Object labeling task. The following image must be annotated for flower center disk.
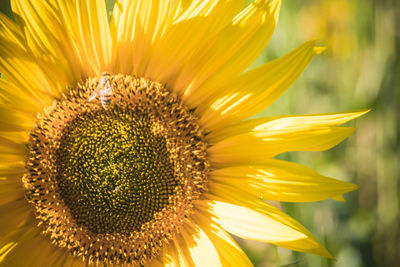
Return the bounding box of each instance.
[56,109,177,234]
[23,75,209,265]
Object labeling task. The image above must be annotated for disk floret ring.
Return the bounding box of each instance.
[23,74,209,265]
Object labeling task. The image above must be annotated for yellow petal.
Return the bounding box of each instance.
[197,40,322,131]
[210,159,359,202]
[10,0,79,83]
[0,136,26,155]
[145,255,164,267]
[0,106,36,132]
[209,126,354,167]
[0,176,24,206]
[178,224,222,267]
[176,0,241,21]
[62,254,85,267]
[0,132,29,146]
[0,54,60,100]
[111,0,178,75]
[0,11,25,46]
[209,200,306,242]
[0,242,17,263]
[145,0,246,85]
[0,78,43,115]
[0,225,75,266]
[0,13,61,101]
[208,110,369,144]
[0,162,24,177]
[57,0,112,76]
[203,196,332,258]
[175,0,281,100]
[194,211,253,266]
[162,241,185,267]
[0,199,31,241]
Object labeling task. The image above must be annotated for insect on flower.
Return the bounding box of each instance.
[89,72,113,109]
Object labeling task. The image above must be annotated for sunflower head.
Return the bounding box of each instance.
[23,74,209,264]
[0,0,365,266]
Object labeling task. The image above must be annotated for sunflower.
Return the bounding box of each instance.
[0,0,366,266]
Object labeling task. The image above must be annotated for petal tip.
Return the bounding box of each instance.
[348,182,360,191]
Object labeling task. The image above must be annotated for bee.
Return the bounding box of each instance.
[89,72,113,109]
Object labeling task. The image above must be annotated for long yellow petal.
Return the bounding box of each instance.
[10,0,79,83]
[208,110,369,144]
[194,211,253,266]
[0,225,78,267]
[198,40,323,131]
[0,180,22,206]
[160,238,189,267]
[145,0,246,85]
[209,126,354,167]
[0,11,25,46]
[203,196,332,258]
[145,255,164,267]
[158,247,178,267]
[61,254,85,267]
[163,241,185,267]
[0,13,61,101]
[0,163,25,206]
[175,0,281,100]
[210,159,359,202]
[0,162,24,177]
[0,133,28,147]
[111,0,177,75]
[0,176,25,206]
[57,0,112,76]
[0,54,60,100]
[0,78,43,115]
[0,136,26,155]
[0,242,17,263]
[0,199,31,243]
[0,106,36,132]
[209,200,306,242]
[178,224,223,267]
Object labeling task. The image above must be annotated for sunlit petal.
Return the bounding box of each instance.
[210,159,359,202]
[198,40,323,131]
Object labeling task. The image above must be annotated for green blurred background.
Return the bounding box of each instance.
[1,0,398,266]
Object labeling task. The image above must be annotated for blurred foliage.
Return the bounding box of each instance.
[1,0,398,266]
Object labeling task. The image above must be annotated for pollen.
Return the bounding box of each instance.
[23,75,209,265]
